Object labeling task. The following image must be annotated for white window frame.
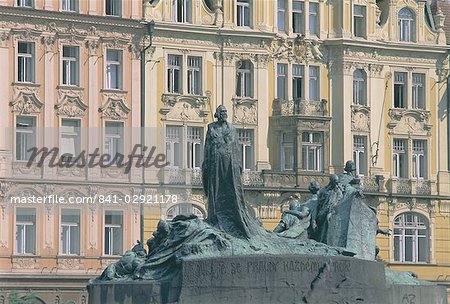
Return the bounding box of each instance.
[15,116,37,162]
[17,41,35,83]
[187,56,202,95]
[308,66,320,102]
[394,72,407,108]
[60,209,81,255]
[308,2,319,36]
[61,45,80,86]
[292,1,305,34]
[353,69,366,105]
[237,0,251,27]
[412,139,427,179]
[60,118,81,162]
[167,204,204,220]
[301,131,323,172]
[104,210,123,256]
[61,0,78,12]
[281,132,294,171]
[277,63,287,100]
[104,121,124,165]
[412,73,425,109]
[237,129,254,171]
[167,54,182,94]
[105,49,123,90]
[105,0,122,17]
[15,208,36,255]
[174,0,191,23]
[292,64,304,100]
[393,138,407,178]
[398,7,415,42]
[394,213,429,263]
[277,0,286,32]
[353,4,366,38]
[187,126,203,169]
[17,0,34,7]
[165,125,183,168]
[353,135,367,176]
[236,60,253,98]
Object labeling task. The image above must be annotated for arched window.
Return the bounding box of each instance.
[398,8,415,42]
[393,213,429,263]
[353,69,366,105]
[166,203,205,220]
[236,60,253,98]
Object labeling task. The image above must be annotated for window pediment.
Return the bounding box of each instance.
[99,90,130,120]
[160,93,209,122]
[10,83,43,114]
[55,87,87,117]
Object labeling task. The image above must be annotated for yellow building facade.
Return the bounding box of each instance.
[142,0,450,300]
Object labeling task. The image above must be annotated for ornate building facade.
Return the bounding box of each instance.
[0,0,144,303]
[142,0,450,300]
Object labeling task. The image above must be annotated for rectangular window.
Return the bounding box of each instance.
[412,140,426,179]
[104,121,124,165]
[17,42,35,83]
[187,56,202,95]
[17,0,33,7]
[309,2,319,36]
[105,0,121,16]
[61,209,80,255]
[277,0,286,32]
[166,125,182,168]
[302,131,323,172]
[187,127,203,169]
[16,208,36,254]
[167,55,182,94]
[393,139,407,178]
[354,5,366,38]
[106,50,122,90]
[281,133,294,171]
[353,70,366,105]
[62,0,78,12]
[309,66,319,101]
[237,0,251,27]
[277,63,287,100]
[16,116,36,161]
[353,136,367,176]
[394,72,407,108]
[237,129,254,170]
[292,1,304,34]
[62,46,79,86]
[292,64,304,100]
[60,119,81,162]
[236,61,252,97]
[412,73,425,109]
[174,0,191,23]
[104,210,123,255]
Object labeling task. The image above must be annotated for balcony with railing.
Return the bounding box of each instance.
[272,98,328,117]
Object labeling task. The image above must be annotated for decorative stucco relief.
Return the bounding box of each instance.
[268,36,324,63]
[351,105,370,132]
[55,87,87,117]
[99,90,130,120]
[160,94,209,122]
[232,97,257,125]
[387,109,432,135]
[10,84,43,114]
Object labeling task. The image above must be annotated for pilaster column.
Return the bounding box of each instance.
[87,39,100,180]
[0,31,11,178]
[255,55,271,170]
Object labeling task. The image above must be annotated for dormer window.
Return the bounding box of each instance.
[398,8,415,42]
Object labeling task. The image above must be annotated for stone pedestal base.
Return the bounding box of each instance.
[88,255,448,304]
